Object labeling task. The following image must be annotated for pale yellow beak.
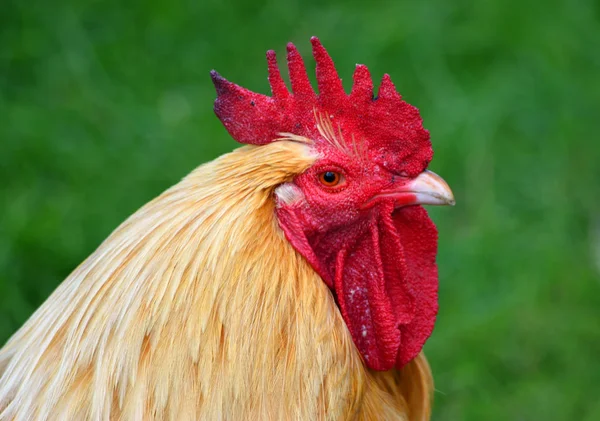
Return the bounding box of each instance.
[362,170,455,209]
[405,170,455,206]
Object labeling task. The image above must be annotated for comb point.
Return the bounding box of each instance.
[211,70,235,95]
[350,64,373,102]
[311,37,344,101]
[266,50,289,98]
[379,74,401,100]
[286,42,314,99]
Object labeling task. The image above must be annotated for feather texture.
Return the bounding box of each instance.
[0,141,431,420]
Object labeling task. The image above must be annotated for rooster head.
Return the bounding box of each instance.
[211,37,454,371]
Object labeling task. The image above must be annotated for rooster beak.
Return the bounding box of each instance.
[402,170,455,206]
[362,170,455,209]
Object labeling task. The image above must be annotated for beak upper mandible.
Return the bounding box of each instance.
[404,170,455,206]
[362,170,455,209]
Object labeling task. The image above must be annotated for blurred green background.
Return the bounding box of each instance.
[1,0,599,419]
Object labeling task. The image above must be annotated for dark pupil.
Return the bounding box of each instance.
[323,172,337,183]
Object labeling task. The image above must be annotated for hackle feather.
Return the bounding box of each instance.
[0,141,432,420]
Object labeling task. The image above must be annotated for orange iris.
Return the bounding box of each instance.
[319,171,342,187]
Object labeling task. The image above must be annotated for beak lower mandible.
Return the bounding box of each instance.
[405,170,455,206]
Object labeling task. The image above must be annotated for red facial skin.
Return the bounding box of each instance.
[275,142,439,370]
[212,37,440,371]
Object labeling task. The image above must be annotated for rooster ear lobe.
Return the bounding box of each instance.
[211,71,288,145]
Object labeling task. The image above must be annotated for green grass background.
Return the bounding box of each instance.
[1,0,599,419]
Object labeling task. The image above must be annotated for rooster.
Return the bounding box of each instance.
[0,37,454,420]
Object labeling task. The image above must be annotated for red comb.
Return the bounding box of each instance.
[211,37,432,176]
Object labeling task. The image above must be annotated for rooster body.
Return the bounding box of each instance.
[0,144,430,420]
[0,38,453,420]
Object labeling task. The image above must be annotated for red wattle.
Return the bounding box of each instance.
[278,201,439,371]
[391,206,439,367]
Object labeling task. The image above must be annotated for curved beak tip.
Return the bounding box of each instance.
[361,169,456,210]
[409,170,456,207]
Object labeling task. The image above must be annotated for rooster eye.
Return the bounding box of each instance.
[318,171,343,187]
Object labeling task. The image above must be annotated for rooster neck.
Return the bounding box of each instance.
[0,142,431,420]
